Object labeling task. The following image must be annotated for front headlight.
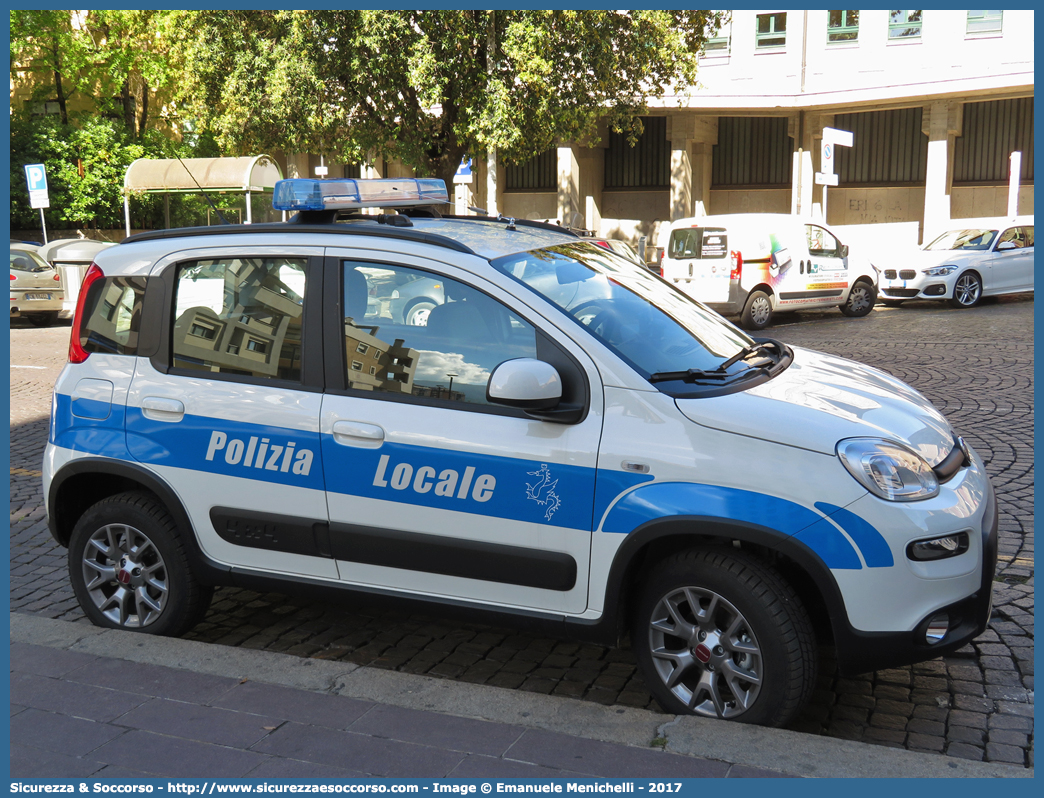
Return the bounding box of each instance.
[922,265,958,276]
[837,438,940,501]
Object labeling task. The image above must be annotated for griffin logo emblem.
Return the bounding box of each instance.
[526,463,561,521]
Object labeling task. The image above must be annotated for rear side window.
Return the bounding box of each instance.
[79,276,148,356]
[171,257,307,382]
[667,228,727,259]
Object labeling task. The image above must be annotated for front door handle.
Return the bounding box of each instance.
[332,420,385,448]
[141,397,185,422]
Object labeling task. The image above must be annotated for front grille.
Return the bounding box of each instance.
[899,270,917,280]
[881,288,921,298]
[884,270,897,279]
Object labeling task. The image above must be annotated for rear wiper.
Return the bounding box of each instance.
[648,341,777,384]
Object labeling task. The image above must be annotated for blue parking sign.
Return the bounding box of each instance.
[25,163,48,191]
[25,163,50,209]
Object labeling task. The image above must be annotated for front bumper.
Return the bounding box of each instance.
[832,479,998,676]
[879,279,950,301]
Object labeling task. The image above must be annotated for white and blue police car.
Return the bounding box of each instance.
[45,177,997,727]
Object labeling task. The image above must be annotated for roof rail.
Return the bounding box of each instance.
[120,222,477,255]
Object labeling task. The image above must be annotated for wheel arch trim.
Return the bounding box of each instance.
[47,457,231,584]
[595,515,850,641]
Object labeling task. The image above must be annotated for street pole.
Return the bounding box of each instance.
[39,208,48,244]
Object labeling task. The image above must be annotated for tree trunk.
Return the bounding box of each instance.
[121,81,136,134]
[138,80,149,136]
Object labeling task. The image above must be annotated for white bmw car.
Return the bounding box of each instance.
[879,220,1034,308]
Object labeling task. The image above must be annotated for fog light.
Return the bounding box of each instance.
[925,613,949,644]
[907,532,969,561]
[924,284,947,296]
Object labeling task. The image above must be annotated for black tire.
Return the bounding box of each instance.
[632,548,816,727]
[68,491,212,636]
[880,299,906,307]
[839,280,877,317]
[404,299,436,326]
[949,271,983,308]
[739,290,773,330]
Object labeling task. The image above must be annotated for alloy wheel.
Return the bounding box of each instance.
[80,523,169,628]
[647,586,763,719]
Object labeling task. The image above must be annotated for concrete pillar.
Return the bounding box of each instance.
[789,114,815,217]
[486,148,498,217]
[922,101,962,243]
[557,145,580,227]
[667,114,717,220]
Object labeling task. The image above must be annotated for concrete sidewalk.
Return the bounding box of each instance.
[9,615,1032,779]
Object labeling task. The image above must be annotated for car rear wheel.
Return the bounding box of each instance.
[839,280,876,317]
[949,272,983,308]
[632,548,816,727]
[739,291,773,330]
[68,491,212,636]
[405,299,436,327]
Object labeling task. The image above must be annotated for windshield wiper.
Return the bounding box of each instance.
[649,340,777,384]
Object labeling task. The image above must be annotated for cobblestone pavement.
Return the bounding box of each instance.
[10,297,1034,767]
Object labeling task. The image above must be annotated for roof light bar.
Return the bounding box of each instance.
[272,178,449,212]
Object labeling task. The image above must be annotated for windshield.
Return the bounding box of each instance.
[490,242,753,378]
[10,249,51,273]
[924,229,998,251]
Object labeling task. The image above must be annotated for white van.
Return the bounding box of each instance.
[659,214,878,329]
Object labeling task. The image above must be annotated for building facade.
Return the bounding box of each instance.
[287,9,1033,254]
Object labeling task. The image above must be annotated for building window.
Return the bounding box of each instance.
[357,343,369,354]
[246,339,268,354]
[833,108,928,185]
[953,98,1034,184]
[712,117,793,187]
[505,148,556,191]
[703,18,731,52]
[755,13,787,49]
[604,116,670,190]
[888,10,923,39]
[351,360,363,371]
[827,10,859,42]
[966,10,1002,35]
[190,323,216,340]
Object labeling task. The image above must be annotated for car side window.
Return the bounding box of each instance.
[998,227,1033,249]
[342,260,537,406]
[806,225,840,257]
[172,257,307,381]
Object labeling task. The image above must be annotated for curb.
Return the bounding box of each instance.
[10,613,1032,779]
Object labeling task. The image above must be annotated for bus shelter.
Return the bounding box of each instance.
[123,155,283,235]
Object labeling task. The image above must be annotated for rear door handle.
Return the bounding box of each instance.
[332,420,385,448]
[141,397,185,422]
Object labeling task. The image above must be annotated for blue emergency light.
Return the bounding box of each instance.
[272,177,449,212]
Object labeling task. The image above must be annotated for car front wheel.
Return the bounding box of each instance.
[632,548,816,727]
[950,271,983,308]
[840,280,876,317]
[68,491,212,636]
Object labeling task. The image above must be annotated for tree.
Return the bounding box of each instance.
[10,10,95,124]
[172,10,723,186]
[10,10,178,137]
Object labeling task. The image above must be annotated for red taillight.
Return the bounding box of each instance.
[10,273,16,281]
[69,263,104,364]
[54,273,61,281]
[658,248,665,277]
[730,251,743,281]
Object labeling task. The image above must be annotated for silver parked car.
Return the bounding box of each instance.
[10,243,64,326]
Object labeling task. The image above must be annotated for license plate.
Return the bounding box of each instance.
[23,293,53,300]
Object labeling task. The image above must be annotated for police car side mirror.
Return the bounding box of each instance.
[487,358,585,424]
[997,241,1017,251]
[487,358,562,410]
